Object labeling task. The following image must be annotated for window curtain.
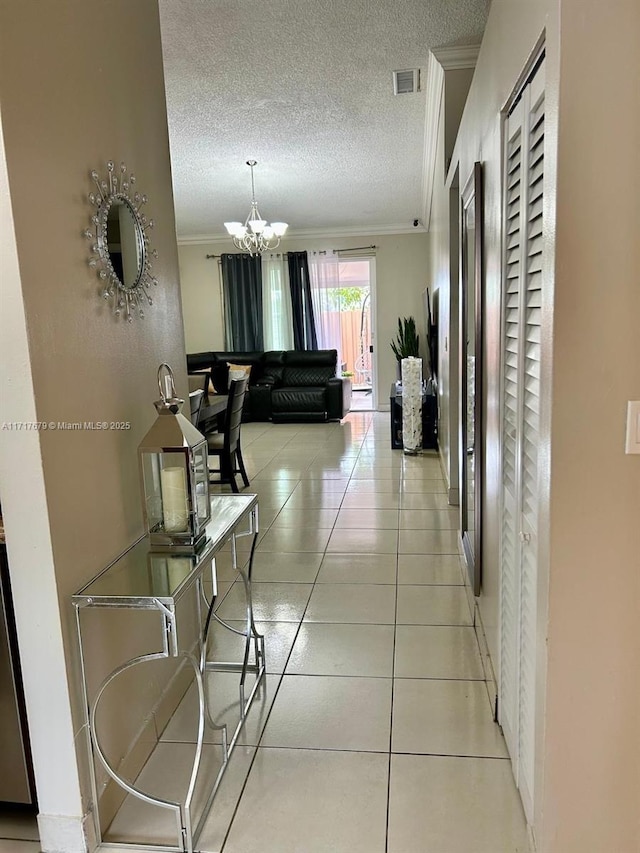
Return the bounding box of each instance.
[308,255,343,369]
[262,254,294,350]
[287,251,318,350]
[221,253,264,351]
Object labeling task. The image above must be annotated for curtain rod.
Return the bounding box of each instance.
[333,245,377,254]
[207,251,326,258]
[206,245,377,259]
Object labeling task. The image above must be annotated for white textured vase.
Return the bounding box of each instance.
[401,356,423,454]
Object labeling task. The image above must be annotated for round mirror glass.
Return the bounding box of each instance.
[105,198,143,290]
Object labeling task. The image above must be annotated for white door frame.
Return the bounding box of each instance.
[338,254,378,411]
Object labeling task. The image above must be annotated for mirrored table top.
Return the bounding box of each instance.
[73,494,257,607]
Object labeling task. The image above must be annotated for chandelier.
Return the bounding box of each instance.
[224,160,288,255]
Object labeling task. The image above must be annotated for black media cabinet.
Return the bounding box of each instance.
[389,382,438,450]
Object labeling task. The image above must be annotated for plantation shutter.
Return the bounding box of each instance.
[500,96,524,758]
[499,58,545,825]
[518,66,545,817]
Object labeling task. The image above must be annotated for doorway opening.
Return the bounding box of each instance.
[309,256,376,411]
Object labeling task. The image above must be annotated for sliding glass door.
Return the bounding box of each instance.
[308,256,376,410]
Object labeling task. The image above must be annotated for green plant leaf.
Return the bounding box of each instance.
[390,316,420,360]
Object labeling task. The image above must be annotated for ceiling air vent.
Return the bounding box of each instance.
[393,69,420,95]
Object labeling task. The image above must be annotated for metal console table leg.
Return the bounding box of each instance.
[194,506,265,842]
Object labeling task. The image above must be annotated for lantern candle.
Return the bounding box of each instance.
[160,466,189,532]
[163,373,173,400]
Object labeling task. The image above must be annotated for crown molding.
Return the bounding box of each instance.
[420,53,445,232]
[430,44,481,71]
[177,223,427,246]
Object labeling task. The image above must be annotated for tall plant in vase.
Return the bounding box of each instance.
[391,316,420,381]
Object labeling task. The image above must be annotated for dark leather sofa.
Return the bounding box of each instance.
[186,349,351,422]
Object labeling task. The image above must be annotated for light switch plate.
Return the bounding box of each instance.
[625,401,640,454]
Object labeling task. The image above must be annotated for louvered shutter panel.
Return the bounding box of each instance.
[517,66,545,820]
[499,59,545,826]
[500,97,524,759]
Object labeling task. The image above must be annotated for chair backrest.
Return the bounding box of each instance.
[224,377,248,453]
[189,389,204,425]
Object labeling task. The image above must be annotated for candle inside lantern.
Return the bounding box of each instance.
[160,466,189,532]
[163,373,173,400]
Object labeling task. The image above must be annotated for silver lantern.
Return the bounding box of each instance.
[138,363,211,551]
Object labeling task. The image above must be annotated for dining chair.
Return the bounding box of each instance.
[207,377,250,493]
[189,389,205,426]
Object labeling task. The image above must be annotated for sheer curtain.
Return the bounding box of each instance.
[261,254,294,350]
[308,255,343,368]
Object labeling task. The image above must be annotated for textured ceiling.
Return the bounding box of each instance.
[159,0,489,240]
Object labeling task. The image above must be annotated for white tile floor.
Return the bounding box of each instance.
[0,805,40,852]
[0,412,529,853]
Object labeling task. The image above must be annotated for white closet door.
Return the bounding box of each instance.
[500,97,524,758]
[499,59,545,825]
[518,66,545,817]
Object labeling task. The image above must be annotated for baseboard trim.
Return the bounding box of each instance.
[472,600,499,719]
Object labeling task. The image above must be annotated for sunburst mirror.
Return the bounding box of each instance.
[85,161,158,321]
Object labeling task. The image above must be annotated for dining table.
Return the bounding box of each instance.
[198,392,227,429]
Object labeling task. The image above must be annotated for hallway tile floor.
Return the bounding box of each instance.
[0,412,529,852]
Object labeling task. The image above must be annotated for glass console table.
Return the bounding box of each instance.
[72,494,263,853]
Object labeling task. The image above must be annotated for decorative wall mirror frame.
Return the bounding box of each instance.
[460,161,484,595]
[85,161,158,321]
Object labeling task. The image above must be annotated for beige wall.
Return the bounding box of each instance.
[179,232,431,408]
[430,0,640,850]
[179,243,227,358]
[541,1,640,850]
[0,2,185,849]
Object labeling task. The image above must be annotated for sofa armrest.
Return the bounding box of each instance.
[326,377,349,419]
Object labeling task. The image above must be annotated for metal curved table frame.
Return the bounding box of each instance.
[73,494,263,853]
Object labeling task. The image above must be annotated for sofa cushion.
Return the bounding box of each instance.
[262,351,287,385]
[188,370,215,396]
[186,352,215,372]
[211,362,230,394]
[284,350,337,368]
[211,352,264,393]
[227,362,252,382]
[271,387,326,413]
[282,366,335,387]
